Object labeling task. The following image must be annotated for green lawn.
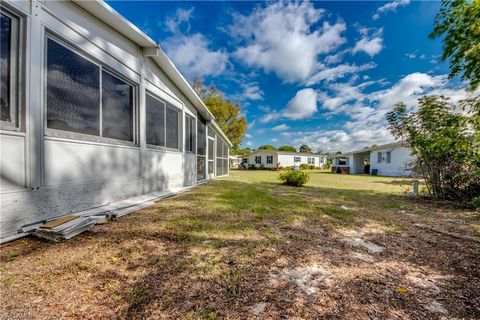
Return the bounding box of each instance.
[1,170,479,319]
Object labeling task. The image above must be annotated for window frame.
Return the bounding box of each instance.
[145,91,181,152]
[255,156,261,164]
[44,33,138,147]
[308,157,315,165]
[184,113,196,154]
[0,7,21,131]
[266,155,273,164]
[294,156,301,163]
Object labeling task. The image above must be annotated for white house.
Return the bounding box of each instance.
[0,0,232,240]
[333,142,415,176]
[241,150,328,169]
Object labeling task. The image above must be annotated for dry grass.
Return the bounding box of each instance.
[1,170,479,319]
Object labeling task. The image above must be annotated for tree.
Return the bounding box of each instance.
[335,151,342,155]
[278,145,297,152]
[430,0,480,90]
[191,78,247,150]
[258,145,277,150]
[299,144,312,153]
[232,148,251,155]
[387,95,479,203]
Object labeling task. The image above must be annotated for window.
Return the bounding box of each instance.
[338,157,347,166]
[377,152,382,163]
[294,156,301,163]
[197,117,206,181]
[166,105,179,149]
[197,118,206,155]
[102,70,133,141]
[208,139,214,174]
[266,155,273,164]
[145,93,180,150]
[46,37,136,142]
[1,10,19,129]
[185,114,196,153]
[255,156,261,164]
[146,93,165,146]
[216,138,229,176]
[386,151,392,164]
[308,157,315,165]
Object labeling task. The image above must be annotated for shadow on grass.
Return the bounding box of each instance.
[1,179,479,319]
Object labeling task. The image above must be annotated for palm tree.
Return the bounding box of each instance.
[299,144,312,153]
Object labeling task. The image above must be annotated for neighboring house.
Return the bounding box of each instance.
[0,0,231,240]
[241,150,328,169]
[229,155,241,169]
[332,142,415,176]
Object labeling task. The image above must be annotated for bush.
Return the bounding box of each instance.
[387,96,480,204]
[472,196,480,211]
[308,165,315,170]
[279,169,310,187]
[323,163,332,170]
[248,164,256,170]
[299,163,309,170]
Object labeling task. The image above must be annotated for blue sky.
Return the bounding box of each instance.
[108,0,475,152]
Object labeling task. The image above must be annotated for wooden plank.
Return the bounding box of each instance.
[40,215,78,229]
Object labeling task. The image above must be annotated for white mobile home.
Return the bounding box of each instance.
[0,0,231,240]
[241,150,328,169]
[333,142,415,176]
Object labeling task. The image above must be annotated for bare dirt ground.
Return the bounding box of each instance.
[1,170,479,319]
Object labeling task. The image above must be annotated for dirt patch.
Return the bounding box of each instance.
[271,264,332,294]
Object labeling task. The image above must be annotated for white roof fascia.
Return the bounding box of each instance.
[72,0,158,49]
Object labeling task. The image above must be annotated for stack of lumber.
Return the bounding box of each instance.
[33,214,102,242]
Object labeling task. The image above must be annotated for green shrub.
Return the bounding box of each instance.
[299,163,309,170]
[308,165,315,170]
[323,163,332,170]
[472,196,480,211]
[279,169,310,187]
[248,164,256,170]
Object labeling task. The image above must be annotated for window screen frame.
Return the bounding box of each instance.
[0,7,21,131]
[44,33,138,147]
[266,155,273,164]
[184,113,196,154]
[145,91,181,152]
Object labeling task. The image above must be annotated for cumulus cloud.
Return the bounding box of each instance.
[272,124,290,131]
[162,8,228,79]
[232,83,264,102]
[352,28,383,57]
[165,7,194,33]
[373,0,410,20]
[259,88,319,123]
[283,73,477,152]
[283,88,318,120]
[230,2,351,84]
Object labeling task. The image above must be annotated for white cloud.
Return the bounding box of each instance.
[306,62,376,85]
[287,73,478,152]
[230,2,347,84]
[373,0,410,20]
[272,124,289,131]
[165,7,194,33]
[271,138,278,142]
[232,83,264,102]
[245,141,253,147]
[163,34,228,80]
[163,8,228,79]
[283,88,318,120]
[260,88,320,123]
[352,28,383,57]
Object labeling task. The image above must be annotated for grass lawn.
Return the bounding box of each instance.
[1,170,479,319]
